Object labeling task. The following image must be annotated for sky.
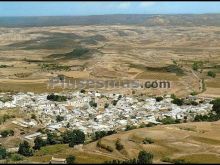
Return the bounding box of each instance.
[0,1,220,16]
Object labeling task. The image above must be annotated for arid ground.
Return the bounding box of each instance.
[0,25,220,97]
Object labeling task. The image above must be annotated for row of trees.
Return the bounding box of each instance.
[105,150,154,164]
[93,130,117,141]
[47,94,67,102]
[17,129,86,157]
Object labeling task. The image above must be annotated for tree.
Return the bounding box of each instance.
[18,141,33,157]
[0,146,7,160]
[66,155,76,164]
[80,89,86,94]
[46,132,57,145]
[94,131,107,140]
[47,94,67,102]
[192,61,203,71]
[33,136,46,150]
[66,122,70,128]
[62,130,85,147]
[207,71,216,78]
[211,98,220,115]
[171,94,176,99]
[89,100,97,108]
[138,150,153,164]
[31,114,36,120]
[56,115,64,122]
[155,96,163,102]
[112,100,118,106]
[104,103,109,109]
[172,98,184,106]
[0,129,14,138]
[115,138,124,151]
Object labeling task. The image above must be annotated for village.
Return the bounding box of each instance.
[0,90,213,140]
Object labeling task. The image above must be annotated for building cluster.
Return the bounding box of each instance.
[0,91,213,135]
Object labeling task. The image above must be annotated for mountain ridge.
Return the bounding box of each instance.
[1,14,220,27]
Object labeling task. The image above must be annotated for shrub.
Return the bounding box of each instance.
[115,139,124,151]
[143,137,154,144]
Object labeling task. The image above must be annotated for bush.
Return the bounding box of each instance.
[194,113,220,122]
[125,125,137,131]
[161,156,172,163]
[158,116,180,125]
[94,131,107,140]
[10,153,24,161]
[143,137,154,144]
[138,150,153,164]
[190,91,197,96]
[190,101,199,106]
[66,155,76,164]
[0,146,7,160]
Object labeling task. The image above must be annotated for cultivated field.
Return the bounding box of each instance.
[1,25,220,96]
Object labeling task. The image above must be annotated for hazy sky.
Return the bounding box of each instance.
[0,1,220,16]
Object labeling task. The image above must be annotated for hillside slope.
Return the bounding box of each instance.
[25,121,220,164]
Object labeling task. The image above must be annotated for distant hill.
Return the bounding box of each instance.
[1,14,220,27]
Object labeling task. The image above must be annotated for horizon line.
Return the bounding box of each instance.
[0,13,220,17]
